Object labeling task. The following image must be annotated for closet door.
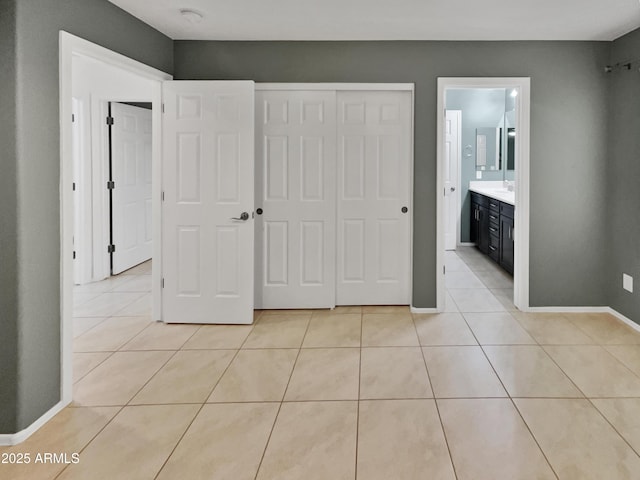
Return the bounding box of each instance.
[336,91,412,305]
[255,90,337,309]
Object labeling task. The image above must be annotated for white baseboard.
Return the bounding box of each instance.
[411,306,439,314]
[607,307,640,333]
[0,401,65,446]
[457,242,476,247]
[526,306,610,314]
[526,306,639,333]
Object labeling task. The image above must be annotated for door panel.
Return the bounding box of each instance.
[444,110,461,250]
[162,81,255,324]
[110,103,153,274]
[336,91,412,305]
[255,90,336,309]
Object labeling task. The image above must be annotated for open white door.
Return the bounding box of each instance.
[110,102,153,274]
[162,81,255,324]
[444,110,461,250]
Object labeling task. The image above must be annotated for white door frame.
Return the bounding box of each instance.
[444,109,462,250]
[60,32,171,405]
[436,77,531,312]
[255,83,415,308]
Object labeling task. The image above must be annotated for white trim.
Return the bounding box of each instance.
[437,77,530,313]
[59,32,171,438]
[458,242,475,247]
[526,306,611,313]
[527,306,640,334]
[410,306,439,314]
[256,83,415,91]
[0,401,64,446]
[607,308,640,333]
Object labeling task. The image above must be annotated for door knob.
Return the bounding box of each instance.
[450,187,456,192]
[401,206,408,213]
[231,212,250,221]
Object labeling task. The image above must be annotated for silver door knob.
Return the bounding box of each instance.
[231,212,249,221]
[450,187,456,192]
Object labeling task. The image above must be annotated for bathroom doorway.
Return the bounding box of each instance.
[436,78,531,312]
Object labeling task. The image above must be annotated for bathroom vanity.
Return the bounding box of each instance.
[469,184,514,275]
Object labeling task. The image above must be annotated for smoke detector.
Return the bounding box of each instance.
[180,8,204,24]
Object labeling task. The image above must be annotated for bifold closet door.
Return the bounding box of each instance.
[255,90,337,309]
[162,81,255,324]
[336,91,412,305]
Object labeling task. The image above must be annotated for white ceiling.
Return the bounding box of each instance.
[109,0,640,41]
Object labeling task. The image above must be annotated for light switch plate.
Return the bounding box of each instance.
[476,171,482,179]
[623,273,633,293]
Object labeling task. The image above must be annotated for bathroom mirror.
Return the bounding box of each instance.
[475,127,502,171]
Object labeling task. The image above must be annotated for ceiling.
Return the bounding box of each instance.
[109,0,640,41]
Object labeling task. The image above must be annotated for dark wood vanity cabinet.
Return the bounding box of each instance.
[470,192,514,275]
[499,203,514,274]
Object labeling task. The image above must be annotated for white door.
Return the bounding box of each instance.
[162,81,255,324]
[255,90,337,309]
[336,91,412,305]
[110,103,153,274]
[444,110,461,250]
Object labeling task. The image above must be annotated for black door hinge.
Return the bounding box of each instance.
[107,181,115,190]
[73,251,76,259]
[107,244,116,254]
[106,116,114,125]
[161,278,165,288]
[71,114,75,123]
[73,182,76,191]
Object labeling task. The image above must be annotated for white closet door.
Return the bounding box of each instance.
[336,91,412,305]
[110,103,153,274]
[162,81,255,324]
[255,90,337,309]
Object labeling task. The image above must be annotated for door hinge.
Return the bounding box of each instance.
[72,182,76,191]
[107,244,116,254]
[73,251,76,260]
[71,114,75,123]
[106,116,114,125]
[161,278,165,288]
[443,265,446,275]
[162,103,165,114]
[161,191,165,201]
[107,181,115,190]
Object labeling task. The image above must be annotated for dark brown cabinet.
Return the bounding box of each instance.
[470,192,514,275]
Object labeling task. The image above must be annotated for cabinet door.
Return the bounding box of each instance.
[477,205,490,254]
[500,215,514,274]
[470,202,478,244]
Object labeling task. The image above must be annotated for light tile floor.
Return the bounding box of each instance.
[3,248,640,479]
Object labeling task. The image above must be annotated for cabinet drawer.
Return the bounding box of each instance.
[471,192,489,208]
[488,234,500,261]
[488,212,499,227]
[488,224,499,236]
[488,199,500,215]
[500,202,514,219]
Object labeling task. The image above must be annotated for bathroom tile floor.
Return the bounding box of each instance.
[3,248,640,479]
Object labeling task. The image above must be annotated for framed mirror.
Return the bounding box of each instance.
[476,127,502,171]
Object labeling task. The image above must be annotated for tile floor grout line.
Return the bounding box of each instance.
[585,397,640,460]
[354,310,363,480]
[72,351,116,385]
[52,405,126,480]
[252,315,312,480]
[123,349,181,408]
[411,313,459,480]
[476,338,560,479]
[153,341,248,480]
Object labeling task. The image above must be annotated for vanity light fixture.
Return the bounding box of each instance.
[180,8,204,24]
[508,130,516,137]
[510,89,518,98]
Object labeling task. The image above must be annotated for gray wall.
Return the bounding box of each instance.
[174,40,611,309]
[608,29,640,323]
[446,89,506,242]
[0,0,19,434]
[1,0,172,435]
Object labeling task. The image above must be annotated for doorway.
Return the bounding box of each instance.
[60,31,172,405]
[436,78,531,312]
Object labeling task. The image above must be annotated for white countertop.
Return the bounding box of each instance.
[469,181,515,206]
